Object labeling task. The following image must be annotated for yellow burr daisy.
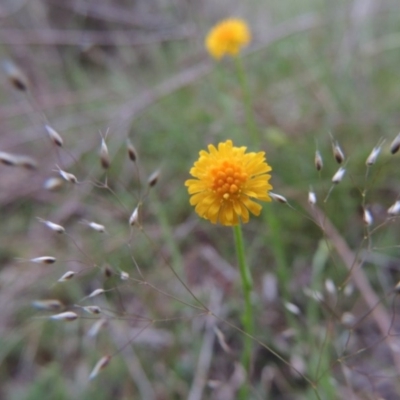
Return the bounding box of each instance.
[185,140,272,226]
[205,18,251,59]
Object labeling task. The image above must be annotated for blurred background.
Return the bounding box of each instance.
[1,0,400,399]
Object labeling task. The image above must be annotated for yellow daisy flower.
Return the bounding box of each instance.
[205,18,251,60]
[185,140,272,226]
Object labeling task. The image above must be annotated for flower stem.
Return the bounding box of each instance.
[235,56,259,144]
[233,224,254,398]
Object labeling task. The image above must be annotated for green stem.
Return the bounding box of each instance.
[234,56,259,144]
[233,224,254,398]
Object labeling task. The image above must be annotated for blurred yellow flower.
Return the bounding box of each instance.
[185,140,272,226]
[205,18,251,59]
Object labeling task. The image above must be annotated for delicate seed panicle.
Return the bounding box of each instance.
[363,208,373,226]
[332,167,346,184]
[315,150,323,171]
[308,189,317,206]
[45,125,63,147]
[30,256,56,264]
[87,318,107,338]
[120,271,129,280]
[99,135,110,169]
[89,355,111,380]
[214,327,231,353]
[58,271,75,282]
[3,60,29,92]
[83,306,101,314]
[87,288,104,299]
[388,201,400,216]
[50,311,78,321]
[32,299,64,311]
[129,207,139,226]
[37,218,65,234]
[147,169,160,187]
[269,192,288,204]
[285,302,300,315]
[332,141,345,164]
[127,139,137,162]
[56,165,77,183]
[43,177,63,191]
[366,144,383,166]
[390,133,400,155]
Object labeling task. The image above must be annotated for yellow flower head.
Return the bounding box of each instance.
[185,140,272,226]
[205,18,251,59]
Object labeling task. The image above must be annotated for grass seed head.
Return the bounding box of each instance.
[127,139,138,162]
[43,177,63,191]
[0,151,18,166]
[3,60,29,92]
[87,288,105,299]
[269,192,288,204]
[388,200,400,216]
[45,125,63,147]
[314,150,323,171]
[147,169,160,187]
[390,133,400,154]
[332,141,345,164]
[87,318,108,338]
[50,311,78,321]
[285,302,301,315]
[0,152,37,169]
[32,299,64,311]
[332,167,346,184]
[120,271,129,280]
[56,165,77,183]
[88,221,106,233]
[37,218,65,234]
[308,189,317,206]
[363,208,373,226]
[83,306,101,314]
[58,271,75,282]
[129,206,139,226]
[89,355,111,380]
[99,136,110,169]
[30,256,56,264]
[366,144,383,166]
